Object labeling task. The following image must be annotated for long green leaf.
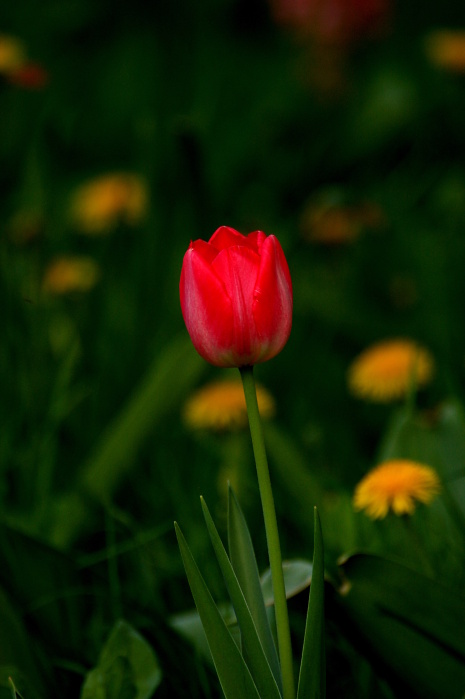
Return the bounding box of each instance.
[334,553,465,698]
[297,507,326,699]
[170,559,312,666]
[227,486,282,689]
[201,497,282,699]
[175,523,260,699]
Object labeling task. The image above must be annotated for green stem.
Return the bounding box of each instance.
[240,366,295,699]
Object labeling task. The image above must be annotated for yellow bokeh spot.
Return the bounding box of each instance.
[426,30,465,73]
[347,339,434,403]
[42,256,100,295]
[70,172,148,234]
[183,379,275,432]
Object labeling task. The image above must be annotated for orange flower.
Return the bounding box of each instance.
[354,459,441,519]
[348,339,434,402]
[183,379,275,431]
[70,173,148,234]
[426,30,465,73]
[42,256,100,295]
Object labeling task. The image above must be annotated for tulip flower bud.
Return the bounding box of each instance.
[180,226,293,368]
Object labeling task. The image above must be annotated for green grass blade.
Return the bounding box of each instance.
[49,335,205,547]
[201,497,282,699]
[81,335,205,499]
[297,507,326,699]
[174,523,260,699]
[227,486,282,690]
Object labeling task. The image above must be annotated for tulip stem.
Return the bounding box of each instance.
[240,365,295,699]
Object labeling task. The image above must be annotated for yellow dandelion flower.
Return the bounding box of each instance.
[183,379,275,432]
[0,35,25,73]
[301,203,360,245]
[354,459,441,519]
[301,196,385,245]
[70,172,148,234]
[42,256,100,295]
[348,339,434,403]
[426,30,465,73]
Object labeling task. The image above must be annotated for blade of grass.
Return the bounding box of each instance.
[175,522,260,699]
[297,507,325,699]
[201,496,282,699]
[49,335,205,547]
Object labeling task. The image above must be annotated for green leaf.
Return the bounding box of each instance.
[297,508,326,699]
[260,560,313,606]
[175,522,260,699]
[227,487,282,689]
[80,620,162,699]
[201,497,282,698]
[334,553,465,698]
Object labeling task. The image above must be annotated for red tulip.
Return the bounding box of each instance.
[180,226,292,368]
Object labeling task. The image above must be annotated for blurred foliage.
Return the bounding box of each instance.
[1,0,465,696]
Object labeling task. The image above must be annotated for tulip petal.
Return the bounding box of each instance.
[180,247,235,366]
[252,236,292,363]
[212,246,261,363]
[209,226,250,251]
[247,231,267,252]
[190,239,219,264]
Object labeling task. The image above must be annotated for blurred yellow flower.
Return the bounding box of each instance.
[354,459,441,519]
[301,197,385,245]
[42,256,100,295]
[0,35,25,73]
[426,30,465,72]
[183,379,275,431]
[348,339,434,402]
[70,173,148,234]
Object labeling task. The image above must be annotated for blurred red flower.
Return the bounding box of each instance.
[7,62,49,89]
[270,0,390,45]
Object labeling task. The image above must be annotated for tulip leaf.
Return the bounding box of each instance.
[170,559,313,665]
[175,523,260,699]
[333,553,465,698]
[227,486,282,688]
[297,508,326,699]
[201,497,282,699]
[80,619,162,699]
